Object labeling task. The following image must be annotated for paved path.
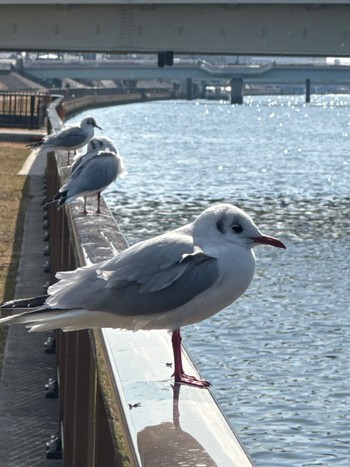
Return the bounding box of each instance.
[0,147,61,466]
[0,128,45,144]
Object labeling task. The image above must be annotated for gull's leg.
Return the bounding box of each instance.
[82,197,88,215]
[96,192,101,214]
[171,328,211,388]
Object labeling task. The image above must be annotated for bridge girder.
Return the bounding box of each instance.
[1,3,350,56]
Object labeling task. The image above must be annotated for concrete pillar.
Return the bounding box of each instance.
[186,78,193,100]
[305,78,311,103]
[230,78,244,104]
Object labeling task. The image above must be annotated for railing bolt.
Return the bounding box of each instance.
[43,261,50,273]
[43,220,49,230]
[44,335,56,354]
[45,377,58,398]
[43,231,50,241]
[43,245,50,256]
[46,433,62,459]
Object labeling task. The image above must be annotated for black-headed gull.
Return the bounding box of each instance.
[48,136,126,214]
[0,204,286,387]
[70,136,118,174]
[30,116,101,163]
[46,142,126,214]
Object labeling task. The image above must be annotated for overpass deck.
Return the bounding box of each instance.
[1,2,350,56]
[23,59,350,85]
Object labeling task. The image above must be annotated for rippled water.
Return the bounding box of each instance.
[69,95,350,466]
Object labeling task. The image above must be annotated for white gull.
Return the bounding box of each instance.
[0,203,286,387]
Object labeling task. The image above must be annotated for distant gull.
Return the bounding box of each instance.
[70,136,118,175]
[43,136,123,212]
[51,143,126,214]
[29,116,102,163]
[0,204,286,387]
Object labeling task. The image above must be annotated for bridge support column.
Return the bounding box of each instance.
[305,79,311,103]
[230,78,244,104]
[186,78,193,100]
[230,79,244,104]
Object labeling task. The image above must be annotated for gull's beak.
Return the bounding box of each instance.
[250,235,286,249]
[94,123,102,130]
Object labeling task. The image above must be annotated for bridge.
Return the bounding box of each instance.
[1,1,350,57]
[22,58,350,103]
[23,58,350,85]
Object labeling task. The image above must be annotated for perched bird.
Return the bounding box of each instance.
[0,204,286,387]
[45,136,124,213]
[70,136,118,175]
[29,116,102,163]
[48,145,126,214]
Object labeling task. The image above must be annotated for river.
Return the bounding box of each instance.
[69,95,350,466]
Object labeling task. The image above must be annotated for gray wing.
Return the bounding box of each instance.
[69,155,88,179]
[49,231,220,316]
[59,154,91,193]
[94,233,220,315]
[102,253,219,316]
[44,126,87,148]
[70,150,90,176]
[65,152,118,196]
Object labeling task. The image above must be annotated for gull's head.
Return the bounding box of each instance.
[81,116,102,130]
[88,136,117,153]
[193,203,286,250]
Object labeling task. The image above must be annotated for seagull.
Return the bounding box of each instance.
[44,136,125,213]
[29,116,102,163]
[0,204,286,388]
[70,136,118,175]
[53,146,126,214]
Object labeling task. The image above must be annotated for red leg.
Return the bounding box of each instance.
[171,329,211,388]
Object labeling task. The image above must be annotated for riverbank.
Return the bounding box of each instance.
[0,143,30,360]
[0,143,60,466]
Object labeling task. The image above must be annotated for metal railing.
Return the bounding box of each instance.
[46,143,134,466]
[45,100,254,466]
[0,90,51,128]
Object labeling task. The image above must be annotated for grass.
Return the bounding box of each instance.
[0,142,30,360]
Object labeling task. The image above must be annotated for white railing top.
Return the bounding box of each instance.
[50,97,254,465]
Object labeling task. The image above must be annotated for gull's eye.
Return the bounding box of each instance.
[231,223,243,233]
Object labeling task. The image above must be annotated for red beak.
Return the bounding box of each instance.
[250,235,286,249]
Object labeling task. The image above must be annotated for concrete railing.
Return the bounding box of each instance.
[54,87,173,119]
[45,99,254,466]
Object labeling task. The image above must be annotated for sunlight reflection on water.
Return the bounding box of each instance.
[69,95,350,466]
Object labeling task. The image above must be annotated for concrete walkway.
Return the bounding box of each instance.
[0,147,61,466]
[0,128,45,144]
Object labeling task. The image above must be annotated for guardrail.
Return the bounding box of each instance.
[54,87,173,118]
[45,99,254,466]
[0,90,51,128]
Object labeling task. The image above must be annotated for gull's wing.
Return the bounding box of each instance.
[47,231,220,316]
[70,153,92,177]
[64,152,118,197]
[44,126,87,149]
[59,151,93,194]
